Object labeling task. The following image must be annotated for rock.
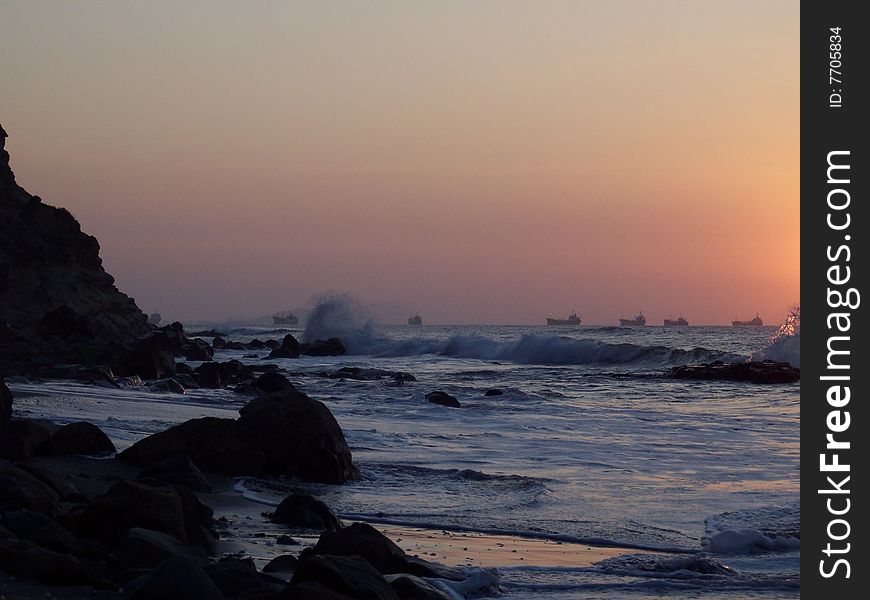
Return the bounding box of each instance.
[304,523,464,580]
[251,371,295,394]
[37,305,94,340]
[212,335,227,349]
[0,464,60,515]
[147,377,186,394]
[426,391,461,408]
[119,390,357,483]
[0,377,12,429]
[276,535,300,545]
[14,462,79,499]
[385,574,453,600]
[246,338,267,349]
[303,523,409,575]
[263,554,299,574]
[186,339,214,362]
[119,527,188,569]
[167,483,218,553]
[203,558,283,597]
[327,367,415,382]
[301,338,346,357]
[119,417,267,476]
[0,508,83,555]
[236,390,359,482]
[669,360,800,384]
[126,554,225,600]
[139,455,212,492]
[75,480,188,546]
[148,322,189,356]
[269,334,301,359]
[0,538,112,589]
[37,421,116,456]
[269,494,343,531]
[195,362,224,388]
[483,388,503,396]
[115,338,177,380]
[0,418,54,460]
[291,554,399,600]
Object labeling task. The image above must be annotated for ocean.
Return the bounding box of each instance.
[9,319,800,599]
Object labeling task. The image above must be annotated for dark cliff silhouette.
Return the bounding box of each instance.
[0,123,150,372]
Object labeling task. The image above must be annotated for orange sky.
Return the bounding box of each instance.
[1,1,798,325]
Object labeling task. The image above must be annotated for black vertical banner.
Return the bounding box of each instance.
[801,1,869,597]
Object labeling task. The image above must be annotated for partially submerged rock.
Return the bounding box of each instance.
[426,391,461,408]
[670,360,799,384]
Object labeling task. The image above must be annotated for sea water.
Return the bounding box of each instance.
[9,322,799,598]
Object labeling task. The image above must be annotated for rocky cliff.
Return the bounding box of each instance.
[0,123,151,373]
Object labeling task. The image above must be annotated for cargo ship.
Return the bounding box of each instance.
[272,312,299,325]
[664,316,689,327]
[546,313,581,326]
[408,314,422,325]
[732,313,763,327]
[619,312,646,326]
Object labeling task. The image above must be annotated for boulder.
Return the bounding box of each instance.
[203,558,283,597]
[669,360,800,384]
[212,335,227,349]
[75,480,188,546]
[38,421,116,456]
[1,508,84,556]
[186,339,214,362]
[0,377,11,429]
[304,523,464,580]
[195,361,224,388]
[119,527,188,569]
[483,388,503,396]
[115,338,176,380]
[0,418,54,460]
[301,338,346,357]
[291,554,399,600]
[0,538,112,589]
[0,464,60,515]
[269,334,301,359]
[236,390,359,482]
[139,455,212,492]
[14,462,80,499]
[251,371,296,395]
[119,417,266,476]
[263,554,299,574]
[126,554,225,600]
[269,494,343,531]
[425,391,461,408]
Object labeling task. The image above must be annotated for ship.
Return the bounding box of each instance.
[732,313,763,327]
[272,311,299,325]
[619,312,646,326]
[546,312,581,326]
[664,316,689,327]
[408,314,422,325]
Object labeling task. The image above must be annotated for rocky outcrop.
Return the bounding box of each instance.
[669,360,800,384]
[0,123,151,373]
[37,421,116,456]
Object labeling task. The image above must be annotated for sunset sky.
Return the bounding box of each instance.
[1,1,799,325]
